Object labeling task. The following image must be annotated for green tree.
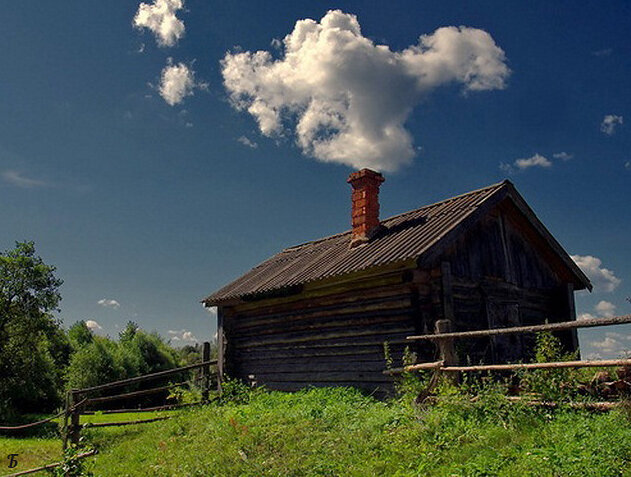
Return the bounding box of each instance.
[0,241,65,418]
[68,320,94,349]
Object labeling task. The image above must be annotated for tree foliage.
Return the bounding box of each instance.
[0,241,67,418]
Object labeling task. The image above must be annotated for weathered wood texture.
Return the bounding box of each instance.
[222,281,425,394]
[435,204,580,365]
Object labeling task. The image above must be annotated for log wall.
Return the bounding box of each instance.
[222,280,425,395]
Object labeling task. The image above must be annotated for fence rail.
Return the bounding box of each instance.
[61,342,217,449]
[405,314,631,341]
[387,315,631,405]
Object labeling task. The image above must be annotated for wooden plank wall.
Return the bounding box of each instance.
[223,281,422,395]
[438,206,578,363]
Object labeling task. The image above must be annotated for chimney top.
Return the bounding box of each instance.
[347,169,385,248]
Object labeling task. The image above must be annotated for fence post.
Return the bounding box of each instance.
[62,391,71,450]
[69,390,83,447]
[435,319,459,382]
[201,341,211,402]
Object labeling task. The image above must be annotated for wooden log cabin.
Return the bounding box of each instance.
[203,169,591,394]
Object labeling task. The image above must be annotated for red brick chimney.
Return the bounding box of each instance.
[347,168,385,247]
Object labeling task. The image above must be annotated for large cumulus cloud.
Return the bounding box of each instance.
[221,10,510,171]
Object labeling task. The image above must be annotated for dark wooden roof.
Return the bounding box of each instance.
[205,180,591,305]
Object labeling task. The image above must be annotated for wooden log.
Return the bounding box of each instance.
[84,416,171,428]
[217,307,225,394]
[234,326,415,350]
[69,390,83,447]
[236,360,390,374]
[76,360,217,394]
[201,341,211,402]
[85,381,188,405]
[245,371,392,383]
[233,294,413,331]
[505,397,621,411]
[4,450,97,477]
[232,305,414,337]
[383,360,445,375]
[406,315,631,341]
[441,359,631,372]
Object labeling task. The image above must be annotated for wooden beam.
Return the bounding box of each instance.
[441,358,631,372]
[217,307,225,393]
[406,314,631,341]
[76,360,216,394]
[440,262,454,322]
[383,360,445,375]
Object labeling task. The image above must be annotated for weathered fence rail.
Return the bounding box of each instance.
[405,314,631,342]
[386,315,631,407]
[62,344,218,449]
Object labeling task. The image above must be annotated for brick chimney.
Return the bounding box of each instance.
[347,168,385,247]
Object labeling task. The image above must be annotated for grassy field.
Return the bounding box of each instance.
[2,385,630,476]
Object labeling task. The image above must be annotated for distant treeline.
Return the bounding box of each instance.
[0,241,209,420]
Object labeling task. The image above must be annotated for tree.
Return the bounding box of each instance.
[0,241,65,418]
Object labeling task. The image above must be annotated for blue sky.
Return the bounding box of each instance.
[1,1,629,357]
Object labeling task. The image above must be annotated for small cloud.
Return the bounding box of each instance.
[2,170,48,188]
[600,115,623,135]
[625,161,630,170]
[592,48,612,57]
[553,152,573,161]
[578,312,596,321]
[85,320,102,331]
[589,335,630,357]
[500,153,551,174]
[237,135,258,149]
[270,38,282,49]
[158,59,204,106]
[571,254,621,292]
[594,300,616,318]
[138,43,146,54]
[133,0,185,48]
[97,299,121,309]
[168,328,198,343]
[515,153,552,170]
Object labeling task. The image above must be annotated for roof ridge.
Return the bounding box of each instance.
[282,180,509,252]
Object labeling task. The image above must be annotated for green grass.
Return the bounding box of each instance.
[2,388,631,476]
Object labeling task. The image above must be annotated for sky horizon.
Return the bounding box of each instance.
[1,1,629,357]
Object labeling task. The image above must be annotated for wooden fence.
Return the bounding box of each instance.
[62,342,217,449]
[383,314,631,404]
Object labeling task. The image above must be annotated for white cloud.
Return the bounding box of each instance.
[625,161,630,170]
[590,333,630,357]
[85,320,102,331]
[600,115,623,135]
[97,299,121,309]
[158,60,201,106]
[237,135,258,149]
[168,329,198,342]
[133,0,185,48]
[500,153,551,173]
[515,153,552,169]
[577,313,596,321]
[594,300,616,318]
[571,254,621,292]
[2,170,48,188]
[221,10,509,171]
[553,151,573,161]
